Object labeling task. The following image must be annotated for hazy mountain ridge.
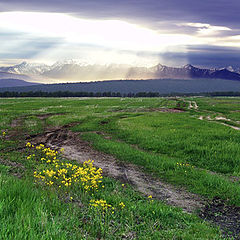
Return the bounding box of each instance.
[1,78,240,94]
[0,78,40,88]
[1,62,240,82]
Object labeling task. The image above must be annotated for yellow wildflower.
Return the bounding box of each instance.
[119,202,125,209]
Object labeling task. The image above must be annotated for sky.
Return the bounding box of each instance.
[1,0,240,68]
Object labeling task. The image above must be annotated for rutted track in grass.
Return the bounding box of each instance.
[31,126,204,213]
[28,125,240,238]
[198,115,240,131]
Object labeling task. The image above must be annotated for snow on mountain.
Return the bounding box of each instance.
[0,61,51,75]
[226,66,235,72]
[1,61,240,81]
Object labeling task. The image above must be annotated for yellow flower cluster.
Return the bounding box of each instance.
[43,147,58,158]
[1,131,6,140]
[27,154,36,160]
[176,162,194,168]
[26,143,59,164]
[89,199,126,213]
[34,160,103,190]
[90,199,114,212]
[148,195,154,203]
[27,142,103,191]
[26,142,35,148]
[119,202,125,209]
[26,142,126,214]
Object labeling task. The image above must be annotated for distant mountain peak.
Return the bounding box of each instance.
[226,66,235,72]
[19,61,28,66]
[183,64,194,69]
[153,63,167,71]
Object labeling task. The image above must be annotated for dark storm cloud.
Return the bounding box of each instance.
[187,46,240,68]
[159,46,240,68]
[1,0,240,30]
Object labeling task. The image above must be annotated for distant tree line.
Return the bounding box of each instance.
[0,91,121,98]
[0,91,240,98]
[0,91,160,98]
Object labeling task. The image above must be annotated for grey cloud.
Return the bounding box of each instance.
[1,0,240,30]
[0,31,62,59]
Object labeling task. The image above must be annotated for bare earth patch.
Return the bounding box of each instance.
[0,158,25,178]
[200,197,240,239]
[10,113,66,128]
[10,118,23,128]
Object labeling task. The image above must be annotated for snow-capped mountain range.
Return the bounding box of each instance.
[1,61,240,82]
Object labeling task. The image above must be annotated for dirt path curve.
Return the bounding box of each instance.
[31,127,205,213]
[198,115,240,131]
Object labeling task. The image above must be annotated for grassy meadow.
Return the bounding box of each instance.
[1,96,240,239]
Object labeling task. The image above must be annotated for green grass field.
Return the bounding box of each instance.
[1,97,240,239]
